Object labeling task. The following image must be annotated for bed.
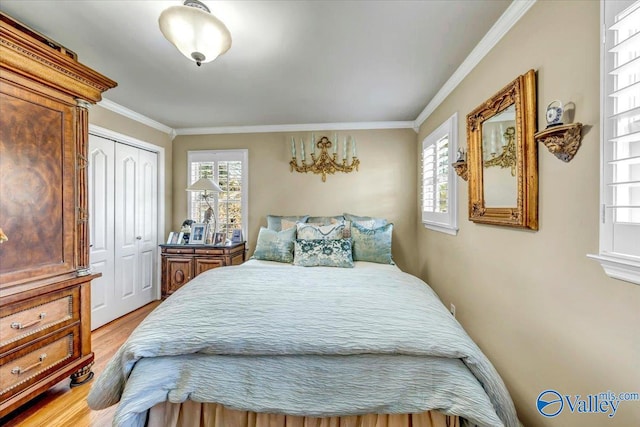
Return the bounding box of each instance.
[87,259,520,427]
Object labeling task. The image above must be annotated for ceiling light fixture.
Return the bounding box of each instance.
[158,0,231,66]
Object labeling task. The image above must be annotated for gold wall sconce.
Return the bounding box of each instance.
[452,148,468,181]
[290,134,359,182]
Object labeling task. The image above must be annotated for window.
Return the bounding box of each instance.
[589,0,640,285]
[187,150,248,241]
[421,112,458,235]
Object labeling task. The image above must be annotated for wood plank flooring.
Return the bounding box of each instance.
[0,301,161,427]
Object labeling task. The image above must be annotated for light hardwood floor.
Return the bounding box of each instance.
[1,301,161,427]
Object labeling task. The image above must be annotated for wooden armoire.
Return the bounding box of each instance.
[0,13,116,417]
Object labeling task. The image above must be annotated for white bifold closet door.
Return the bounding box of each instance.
[89,134,158,330]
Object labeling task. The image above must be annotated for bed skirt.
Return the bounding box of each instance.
[147,401,460,427]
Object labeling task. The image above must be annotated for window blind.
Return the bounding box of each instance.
[603,0,640,257]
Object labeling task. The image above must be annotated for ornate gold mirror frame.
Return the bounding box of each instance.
[466,69,538,230]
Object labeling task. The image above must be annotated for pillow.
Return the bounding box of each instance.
[306,215,345,225]
[343,212,387,228]
[267,215,310,231]
[252,226,296,263]
[296,222,345,240]
[350,222,394,264]
[293,238,354,268]
[333,217,379,238]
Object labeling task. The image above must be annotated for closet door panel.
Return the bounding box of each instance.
[137,149,158,298]
[114,143,139,313]
[88,135,115,329]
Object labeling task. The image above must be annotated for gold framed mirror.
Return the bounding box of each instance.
[466,69,538,230]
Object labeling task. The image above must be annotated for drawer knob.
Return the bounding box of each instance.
[11,353,47,375]
[11,313,46,330]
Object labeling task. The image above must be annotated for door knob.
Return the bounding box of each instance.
[136,236,142,240]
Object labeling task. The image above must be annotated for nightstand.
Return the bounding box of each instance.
[160,241,246,298]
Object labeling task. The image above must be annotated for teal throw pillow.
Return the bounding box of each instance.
[351,222,394,264]
[267,214,310,231]
[293,238,354,268]
[253,226,296,263]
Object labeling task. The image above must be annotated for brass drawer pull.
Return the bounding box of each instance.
[11,313,46,330]
[11,354,47,375]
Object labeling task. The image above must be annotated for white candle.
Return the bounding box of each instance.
[300,138,305,160]
[310,133,315,156]
[334,133,338,154]
[343,136,347,160]
[291,136,296,158]
[352,136,357,157]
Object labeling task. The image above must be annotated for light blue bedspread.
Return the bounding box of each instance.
[87,261,520,427]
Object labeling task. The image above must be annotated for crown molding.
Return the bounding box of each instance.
[175,121,416,136]
[413,0,537,129]
[98,98,175,135]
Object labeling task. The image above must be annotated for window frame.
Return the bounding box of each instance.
[187,149,249,243]
[421,112,458,235]
[588,0,640,285]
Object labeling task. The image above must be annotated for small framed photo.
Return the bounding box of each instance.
[231,229,243,243]
[188,223,208,245]
[167,231,184,245]
[172,232,184,245]
[213,232,226,246]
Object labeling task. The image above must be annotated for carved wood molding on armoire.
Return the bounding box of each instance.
[0,13,117,417]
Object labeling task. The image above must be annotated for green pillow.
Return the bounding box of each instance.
[253,226,296,263]
[351,222,394,264]
[266,214,309,231]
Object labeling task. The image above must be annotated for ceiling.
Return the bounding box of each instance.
[0,1,512,131]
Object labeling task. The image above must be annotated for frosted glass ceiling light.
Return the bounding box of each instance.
[159,0,231,66]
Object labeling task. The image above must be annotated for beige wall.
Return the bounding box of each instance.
[89,104,174,235]
[417,2,639,427]
[172,129,418,275]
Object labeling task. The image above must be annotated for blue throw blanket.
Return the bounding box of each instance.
[88,261,520,427]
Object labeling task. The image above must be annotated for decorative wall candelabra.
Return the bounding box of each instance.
[290,134,359,182]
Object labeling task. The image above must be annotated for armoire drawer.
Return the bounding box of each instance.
[0,325,79,398]
[0,287,79,349]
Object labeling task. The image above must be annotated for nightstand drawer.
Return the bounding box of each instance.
[0,326,79,397]
[164,247,194,255]
[194,248,225,256]
[0,288,79,348]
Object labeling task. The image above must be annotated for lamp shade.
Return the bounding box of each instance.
[159,0,231,66]
[186,177,223,192]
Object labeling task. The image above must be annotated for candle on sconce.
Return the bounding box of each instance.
[343,136,347,160]
[310,133,315,156]
[300,138,305,160]
[352,136,357,157]
[291,136,296,159]
[334,133,338,154]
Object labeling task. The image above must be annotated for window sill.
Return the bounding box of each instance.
[422,222,458,236]
[587,253,640,286]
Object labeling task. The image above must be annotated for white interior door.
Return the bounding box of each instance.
[89,135,115,330]
[89,135,158,329]
[135,148,157,308]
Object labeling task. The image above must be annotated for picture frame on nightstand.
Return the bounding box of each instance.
[231,229,243,243]
[188,223,208,244]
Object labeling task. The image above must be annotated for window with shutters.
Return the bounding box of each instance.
[421,113,458,235]
[589,0,640,285]
[187,150,248,242]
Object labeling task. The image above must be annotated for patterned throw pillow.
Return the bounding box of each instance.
[267,215,310,232]
[306,215,345,225]
[343,213,388,228]
[296,222,345,240]
[293,238,354,268]
[350,221,394,264]
[252,226,296,263]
